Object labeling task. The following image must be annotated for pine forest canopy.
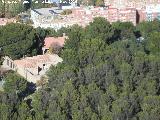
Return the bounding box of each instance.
[0,17,160,120]
[0,23,46,59]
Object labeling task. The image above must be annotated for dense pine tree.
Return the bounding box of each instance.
[0,18,160,120]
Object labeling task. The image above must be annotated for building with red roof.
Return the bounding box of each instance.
[2,54,63,83]
[1,34,68,83]
[42,34,67,54]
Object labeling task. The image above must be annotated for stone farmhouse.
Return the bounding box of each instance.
[2,36,67,83]
[2,54,62,83]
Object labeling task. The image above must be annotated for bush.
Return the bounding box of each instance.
[61,9,72,15]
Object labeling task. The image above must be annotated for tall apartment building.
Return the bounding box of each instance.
[118,8,136,25]
[104,0,160,23]
[72,7,137,25]
[137,4,160,22]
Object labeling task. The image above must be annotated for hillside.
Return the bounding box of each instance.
[0,18,160,120]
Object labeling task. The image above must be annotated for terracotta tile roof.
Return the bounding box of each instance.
[44,36,67,49]
[14,60,36,68]
[14,54,62,68]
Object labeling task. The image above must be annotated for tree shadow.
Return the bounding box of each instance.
[18,82,36,100]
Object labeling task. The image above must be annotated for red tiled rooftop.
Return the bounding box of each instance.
[14,60,37,68]
[14,54,61,68]
[44,36,67,49]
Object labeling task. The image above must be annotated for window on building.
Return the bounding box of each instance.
[10,62,12,68]
[38,67,42,75]
[13,64,15,69]
[43,64,45,70]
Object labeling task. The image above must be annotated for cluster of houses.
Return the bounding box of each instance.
[105,0,160,22]
[30,0,160,30]
[1,0,160,84]
[2,0,160,28]
[1,35,67,83]
[31,6,137,29]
